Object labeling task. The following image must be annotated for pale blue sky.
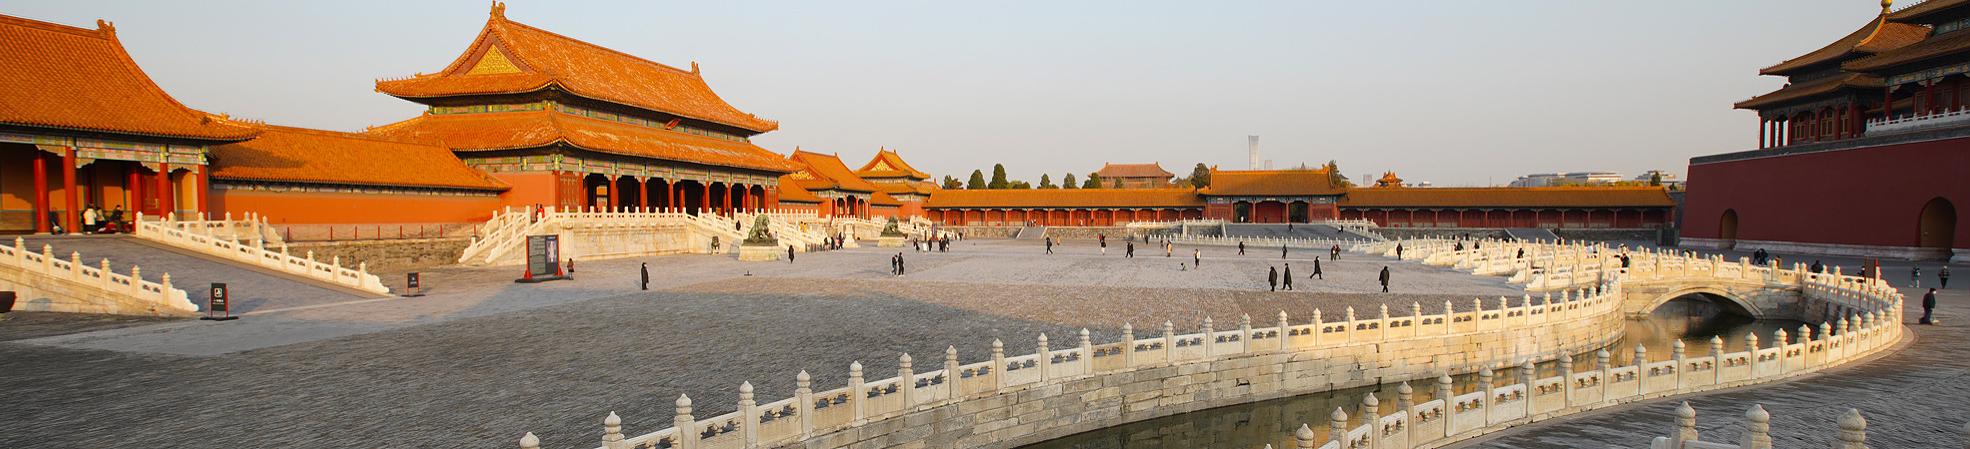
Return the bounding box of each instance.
[10,0,1891,185]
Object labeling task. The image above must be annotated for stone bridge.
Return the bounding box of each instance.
[497,239,1905,449]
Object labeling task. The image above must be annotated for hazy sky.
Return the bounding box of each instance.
[11,0,1889,186]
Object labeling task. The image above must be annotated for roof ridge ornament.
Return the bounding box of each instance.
[95,19,114,35]
[491,1,507,19]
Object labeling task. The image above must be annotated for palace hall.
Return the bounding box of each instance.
[1686,0,1970,261]
[0,3,1678,236]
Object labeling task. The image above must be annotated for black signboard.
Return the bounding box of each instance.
[517,235,566,283]
[202,282,237,321]
[403,272,424,297]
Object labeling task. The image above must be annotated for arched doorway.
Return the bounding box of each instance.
[1233,201,1252,223]
[1919,197,1957,252]
[1287,201,1309,223]
[1718,209,1739,250]
[582,174,611,212]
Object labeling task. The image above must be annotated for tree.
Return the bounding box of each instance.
[1324,160,1352,187]
[1111,178,1122,188]
[1082,172,1103,189]
[1038,174,1056,189]
[967,170,987,189]
[1649,172,1663,186]
[1008,180,1032,189]
[1063,173,1078,189]
[1189,163,1211,188]
[989,164,1010,189]
[941,175,962,189]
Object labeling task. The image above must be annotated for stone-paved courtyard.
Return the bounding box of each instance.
[0,239,1523,448]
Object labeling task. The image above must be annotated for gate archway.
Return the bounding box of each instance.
[1918,197,1957,251]
[1718,209,1739,250]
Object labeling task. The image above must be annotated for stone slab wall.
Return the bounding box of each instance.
[0,263,193,316]
[286,237,471,275]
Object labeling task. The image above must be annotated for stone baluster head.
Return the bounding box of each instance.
[1294,423,1316,449]
[1329,407,1350,440]
[1740,404,1771,449]
[1203,317,1214,333]
[520,432,540,449]
[1673,401,1699,443]
[1634,344,1648,365]
[1710,336,1725,357]
[1122,323,1134,341]
[602,411,623,445]
[1596,348,1611,371]
[1164,321,1176,337]
[1834,408,1867,448]
[1773,328,1788,346]
[1745,332,1759,351]
[1036,333,1049,351]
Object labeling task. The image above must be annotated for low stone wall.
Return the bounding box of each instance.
[942,226,1020,239]
[1374,228,1509,241]
[286,237,472,275]
[1682,237,1956,262]
[0,239,196,317]
[1552,228,1661,244]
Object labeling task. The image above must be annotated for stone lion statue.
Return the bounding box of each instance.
[743,214,778,245]
[880,216,906,237]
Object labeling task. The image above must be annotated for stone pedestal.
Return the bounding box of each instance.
[738,243,783,261]
[877,236,905,248]
[842,235,860,249]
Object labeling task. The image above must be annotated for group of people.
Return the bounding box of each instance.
[911,236,950,252]
[64,204,127,235]
[890,252,907,276]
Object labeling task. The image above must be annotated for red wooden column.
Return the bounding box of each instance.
[699,183,710,214]
[1851,104,1864,137]
[1758,118,1766,149]
[32,151,48,233]
[192,167,207,218]
[605,175,620,212]
[156,163,174,218]
[61,147,78,232]
[125,166,141,214]
[636,178,649,210]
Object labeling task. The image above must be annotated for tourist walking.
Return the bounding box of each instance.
[1193,249,1201,268]
[1100,238,1107,255]
[639,262,649,290]
[788,245,796,262]
[1396,244,1404,260]
[1311,258,1322,280]
[1126,241,1135,258]
[1238,241,1246,255]
[890,253,899,275]
[1045,237,1054,255]
[1268,266,1278,292]
[1165,242,1172,258]
[896,253,906,276]
[1913,266,1923,289]
[1331,244,1341,261]
[1516,248,1525,260]
[1942,266,1951,289]
[1921,288,1938,324]
[1378,266,1391,293]
[1282,244,1288,259]
[1811,260,1824,274]
[1282,263,1294,291]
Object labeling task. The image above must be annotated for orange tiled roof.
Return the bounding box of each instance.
[926,188,1204,209]
[1845,24,1970,72]
[1734,73,1884,109]
[774,175,825,203]
[365,109,799,173]
[1760,15,1927,76]
[210,125,506,191]
[873,180,937,196]
[0,14,257,141]
[1096,163,1173,179]
[1888,0,1970,22]
[870,192,903,207]
[374,3,777,133]
[1200,168,1343,196]
[1339,186,1675,208]
[789,150,880,193]
[855,148,931,180]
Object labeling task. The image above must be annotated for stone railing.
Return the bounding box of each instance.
[150,212,286,247]
[133,212,390,296]
[0,237,196,316]
[1172,234,1377,250]
[503,239,1906,449]
[1640,402,1950,449]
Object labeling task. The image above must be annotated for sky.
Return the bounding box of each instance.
[10,0,1893,186]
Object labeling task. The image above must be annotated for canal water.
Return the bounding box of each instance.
[1016,298,1807,449]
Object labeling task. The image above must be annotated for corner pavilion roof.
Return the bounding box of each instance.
[1888,0,1970,23]
[1095,163,1174,179]
[1845,22,1970,72]
[870,192,904,207]
[1758,14,1927,76]
[210,125,507,191]
[374,3,778,133]
[0,14,257,141]
[773,175,826,204]
[855,148,931,180]
[788,150,880,193]
[1199,168,1345,197]
[1338,186,1676,208]
[1735,73,1885,110]
[873,180,938,196]
[925,188,1204,209]
[365,109,799,173]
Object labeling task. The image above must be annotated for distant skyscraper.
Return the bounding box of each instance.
[1247,135,1260,170]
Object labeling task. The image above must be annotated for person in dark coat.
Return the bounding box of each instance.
[1238,241,1246,255]
[1267,266,1278,292]
[788,245,796,262]
[1921,288,1938,324]
[890,254,900,275]
[1282,244,1289,259]
[1193,249,1201,268]
[1311,258,1323,280]
[1811,260,1824,274]
[1331,244,1341,261]
[1281,264,1294,291]
[896,253,906,276]
[639,262,649,290]
[1396,244,1404,260]
[1044,237,1054,255]
[1942,266,1951,289]
[1378,266,1391,293]
[1516,248,1525,260]
[1126,241,1135,258]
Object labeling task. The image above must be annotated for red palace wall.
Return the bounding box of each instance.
[210,189,502,225]
[1683,137,1970,256]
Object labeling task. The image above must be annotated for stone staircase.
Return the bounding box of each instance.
[1014,225,1048,240]
[1505,227,1561,242]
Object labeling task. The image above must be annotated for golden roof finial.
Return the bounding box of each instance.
[1882,0,1893,14]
